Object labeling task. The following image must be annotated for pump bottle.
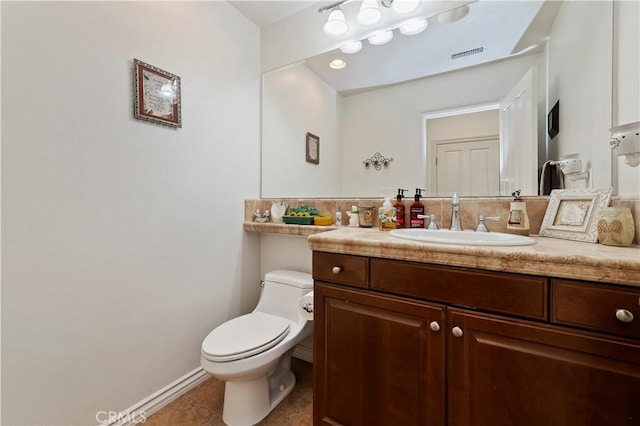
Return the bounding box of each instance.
[410,188,425,228]
[393,189,407,228]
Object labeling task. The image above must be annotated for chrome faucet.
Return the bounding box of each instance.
[449,192,463,231]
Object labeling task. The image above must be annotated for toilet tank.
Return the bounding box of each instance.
[254,270,313,322]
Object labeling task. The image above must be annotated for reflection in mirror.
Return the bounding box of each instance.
[262,0,616,199]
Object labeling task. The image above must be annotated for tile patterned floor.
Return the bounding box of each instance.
[144,358,313,426]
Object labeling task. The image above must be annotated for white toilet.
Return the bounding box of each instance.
[200,270,314,426]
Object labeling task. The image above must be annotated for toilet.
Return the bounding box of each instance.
[200,270,314,426]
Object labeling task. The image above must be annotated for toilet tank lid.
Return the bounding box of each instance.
[264,270,313,289]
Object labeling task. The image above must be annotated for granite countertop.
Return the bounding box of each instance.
[307,227,640,287]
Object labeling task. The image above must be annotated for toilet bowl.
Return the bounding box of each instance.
[201,270,313,426]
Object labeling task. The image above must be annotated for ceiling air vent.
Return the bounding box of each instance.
[451,47,484,60]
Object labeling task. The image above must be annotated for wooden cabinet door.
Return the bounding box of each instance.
[314,281,446,426]
[448,308,640,426]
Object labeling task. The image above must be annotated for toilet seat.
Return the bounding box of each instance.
[202,312,290,362]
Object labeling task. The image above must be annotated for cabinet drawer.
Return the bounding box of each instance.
[313,252,369,288]
[371,259,548,320]
[552,279,640,339]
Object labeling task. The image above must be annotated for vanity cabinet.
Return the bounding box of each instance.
[313,252,640,426]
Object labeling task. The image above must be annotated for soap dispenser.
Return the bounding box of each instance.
[393,189,407,228]
[378,196,397,231]
[507,189,530,236]
[410,188,426,228]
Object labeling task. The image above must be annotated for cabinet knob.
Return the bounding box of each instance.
[331,266,342,275]
[615,309,634,323]
[429,321,440,332]
[451,326,463,337]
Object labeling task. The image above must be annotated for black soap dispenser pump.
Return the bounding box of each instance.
[410,188,425,228]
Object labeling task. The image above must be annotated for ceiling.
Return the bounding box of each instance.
[229,1,317,28]
[232,1,561,94]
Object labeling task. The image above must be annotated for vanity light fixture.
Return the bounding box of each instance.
[391,0,419,14]
[319,1,471,52]
[340,40,363,54]
[368,30,394,45]
[323,7,349,36]
[399,18,428,35]
[357,0,382,25]
[329,58,347,69]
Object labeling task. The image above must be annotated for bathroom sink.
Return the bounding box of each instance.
[389,229,536,246]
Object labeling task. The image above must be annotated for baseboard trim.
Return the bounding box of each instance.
[293,343,313,363]
[103,367,210,426]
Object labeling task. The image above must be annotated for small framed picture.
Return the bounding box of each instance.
[539,188,612,243]
[306,132,319,164]
[133,59,181,128]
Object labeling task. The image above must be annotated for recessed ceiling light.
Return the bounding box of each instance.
[340,40,363,54]
[399,18,428,36]
[368,30,393,46]
[329,59,346,70]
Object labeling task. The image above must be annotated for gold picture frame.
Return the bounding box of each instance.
[133,59,181,128]
[539,188,612,243]
[306,132,319,164]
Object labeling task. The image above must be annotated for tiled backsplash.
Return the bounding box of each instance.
[246,195,640,244]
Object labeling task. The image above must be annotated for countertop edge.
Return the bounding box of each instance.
[307,228,640,287]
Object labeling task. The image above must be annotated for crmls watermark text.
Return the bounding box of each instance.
[96,410,147,424]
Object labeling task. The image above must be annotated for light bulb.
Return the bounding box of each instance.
[392,0,419,14]
[399,18,428,35]
[368,30,393,46]
[340,40,363,54]
[329,59,346,70]
[323,8,348,36]
[357,0,382,26]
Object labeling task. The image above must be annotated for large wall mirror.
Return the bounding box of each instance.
[262,0,618,198]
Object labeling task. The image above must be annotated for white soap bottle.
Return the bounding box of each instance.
[378,196,397,231]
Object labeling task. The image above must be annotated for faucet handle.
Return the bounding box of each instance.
[475,215,500,232]
[426,214,439,230]
[417,214,439,230]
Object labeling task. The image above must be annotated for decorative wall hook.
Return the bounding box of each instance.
[363,152,393,170]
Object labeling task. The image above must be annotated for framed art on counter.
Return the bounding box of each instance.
[539,188,612,243]
[133,59,181,128]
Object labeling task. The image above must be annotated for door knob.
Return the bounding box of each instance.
[429,321,440,332]
[451,326,463,337]
[332,266,342,275]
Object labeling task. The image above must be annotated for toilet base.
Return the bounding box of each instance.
[221,354,296,425]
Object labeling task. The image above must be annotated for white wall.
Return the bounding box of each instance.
[260,235,312,278]
[340,53,543,196]
[262,63,342,198]
[614,0,640,195]
[547,0,613,189]
[1,2,261,425]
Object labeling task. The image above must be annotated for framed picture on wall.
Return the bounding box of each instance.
[133,59,182,128]
[306,132,319,164]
